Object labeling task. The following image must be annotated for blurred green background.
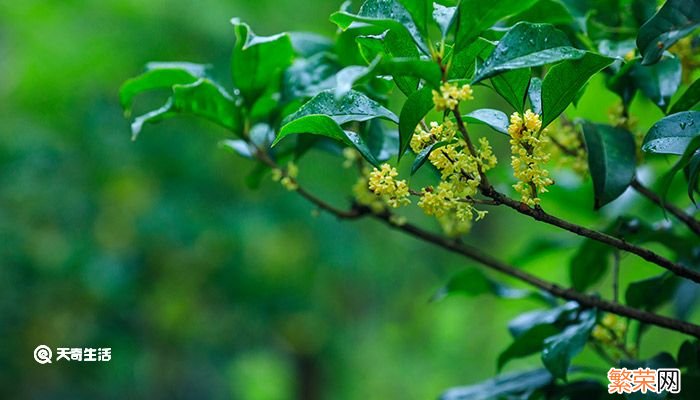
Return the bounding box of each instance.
[0,1,693,399]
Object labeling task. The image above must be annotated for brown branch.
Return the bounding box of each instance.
[278,174,700,337]
[371,212,700,338]
[481,186,700,284]
[631,178,700,236]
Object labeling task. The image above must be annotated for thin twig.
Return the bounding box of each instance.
[631,177,700,236]
[480,186,700,284]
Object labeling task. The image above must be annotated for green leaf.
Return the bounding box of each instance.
[569,239,610,291]
[398,86,434,159]
[463,109,510,135]
[636,0,700,65]
[334,57,383,99]
[433,3,456,38]
[282,53,340,100]
[411,140,452,175]
[273,114,380,166]
[353,29,422,95]
[669,76,700,114]
[498,324,560,371]
[642,111,700,155]
[541,308,596,381]
[131,78,242,140]
[528,77,543,115]
[472,22,586,84]
[541,53,614,128]
[630,57,682,112]
[231,19,294,104]
[330,0,429,55]
[120,62,206,113]
[508,302,578,338]
[364,119,399,162]
[581,122,636,209]
[455,0,540,50]
[657,136,700,203]
[447,38,495,80]
[491,68,531,113]
[285,90,398,126]
[440,368,555,400]
[626,273,679,311]
[288,32,333,57]
[506,0,575,25]
[393,0,431,44]
[687,152,700,203]
[378,57,442,89]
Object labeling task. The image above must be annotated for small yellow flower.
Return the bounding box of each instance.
[272,162,299,191]
[367,163,410,208]
[508,110,553,205]
[432,82,474,112]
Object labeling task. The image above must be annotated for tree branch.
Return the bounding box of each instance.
[630,177,700,236]
[480,186,700,284]
[370,211,700,338]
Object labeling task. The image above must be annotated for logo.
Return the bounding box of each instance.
[608,367,681,394]
[34,345,52,364]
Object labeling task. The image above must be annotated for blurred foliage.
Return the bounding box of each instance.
[2,0,700,399]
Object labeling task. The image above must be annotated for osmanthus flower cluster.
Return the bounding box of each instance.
[362,83,497,235]
[508,110,554,206]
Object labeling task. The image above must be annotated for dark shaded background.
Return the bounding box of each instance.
[0,1,690,399]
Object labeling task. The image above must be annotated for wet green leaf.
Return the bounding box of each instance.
[581,122,636,209]
[448,38,495,80]
[288,32,333,57]
[231,19,294,104]
[455,0,539,50]
[508,302,578,338]
[433,3,456,38]
[542,53,613,128]
[669,76,700,115]
[273,114,379,166]
[120,62,206,113]
[656,136,700,204]
[491,68,531,113]
[636,0,700,65]
[131,78,242,139]
[440,368,555,400]
[398,86,434,159]
[282,53,341,100]
[472,22,586,84]
[330,0,428,54]
[642,111,700,155]
[463,109,510,135]
[541,308,596,380]
[498,324,560,371]
[631,57,682,112]
[528,77,543,115]
[284,90,398,126]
